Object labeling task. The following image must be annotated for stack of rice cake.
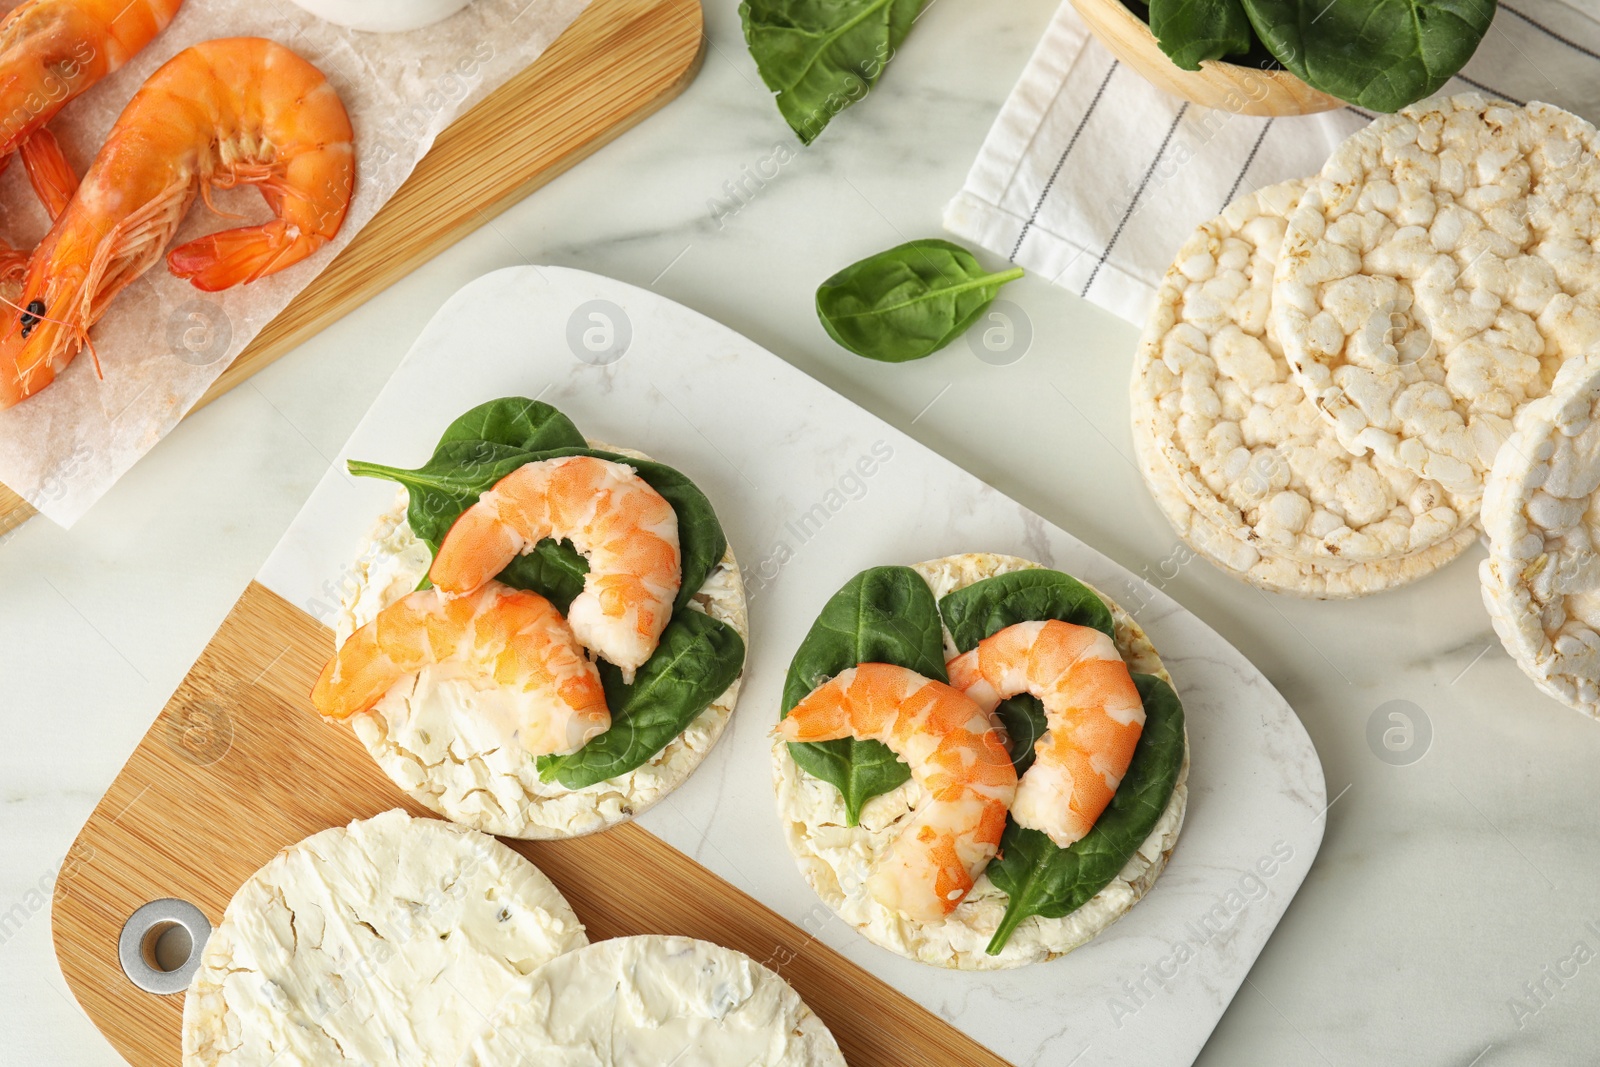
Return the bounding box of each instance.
[1131,94,1600,720]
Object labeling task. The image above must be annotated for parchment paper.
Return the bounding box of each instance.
[0,0,592,526]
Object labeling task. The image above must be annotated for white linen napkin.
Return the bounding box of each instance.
[945,0,1600,325]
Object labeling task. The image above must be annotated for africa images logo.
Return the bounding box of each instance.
[1108,840,1296,1027]
[1508,920,1600,1030]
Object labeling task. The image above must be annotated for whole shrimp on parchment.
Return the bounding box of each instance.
[0,34,355,408]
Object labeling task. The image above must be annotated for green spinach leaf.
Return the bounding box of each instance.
[537,609,747,789]
[994,696,1049,776]
[346,396,587,565]
[1150,0,1254,70]
[497,541,590,615]
[985,673,1185,954]
[780,566,947,825]
[939,568,1116,650]
[438,396,586,452]
[348,440,547,553]
[1239,0,1494,112]
[740,0,928,145]
[816,239,1024,362]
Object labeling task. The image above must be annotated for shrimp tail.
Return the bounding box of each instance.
[168,219,329,291]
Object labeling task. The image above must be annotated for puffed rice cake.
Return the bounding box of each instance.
[1481,355,1600,719]
[1273,94,1600,500]
[1132,179,1476,597]
[771,554,1188,969]
[335,442,748,841]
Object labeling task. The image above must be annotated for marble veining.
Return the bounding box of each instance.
[10,2,1599,1062]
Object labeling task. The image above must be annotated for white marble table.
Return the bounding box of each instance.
[2,2,1596,1064]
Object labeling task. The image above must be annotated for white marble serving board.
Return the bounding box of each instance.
[257,266,1326,1067]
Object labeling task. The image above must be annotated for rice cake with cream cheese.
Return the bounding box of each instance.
[771,553,1188,970]
[182,810,586,1064]
[334,443,748,840]
[458,935,846,1066]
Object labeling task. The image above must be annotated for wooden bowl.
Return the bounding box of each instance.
[1070,0,1344,117]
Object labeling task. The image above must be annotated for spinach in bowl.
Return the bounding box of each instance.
[1138,0,1494,112]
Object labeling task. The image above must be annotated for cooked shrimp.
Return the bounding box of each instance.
[947,620,1144,848]
[0,0,186,215]
[311,581,609,757]
[775,664,1017,921]
[430,456,681,678]
[0,37,354,408]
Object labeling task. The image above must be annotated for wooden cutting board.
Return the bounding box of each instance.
[50,580,1008,1067]
[0,0,704,539]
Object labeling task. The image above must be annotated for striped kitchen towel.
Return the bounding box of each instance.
[945,0,1600,326]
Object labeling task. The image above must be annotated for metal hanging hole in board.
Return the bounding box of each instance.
[117,898,212,994]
